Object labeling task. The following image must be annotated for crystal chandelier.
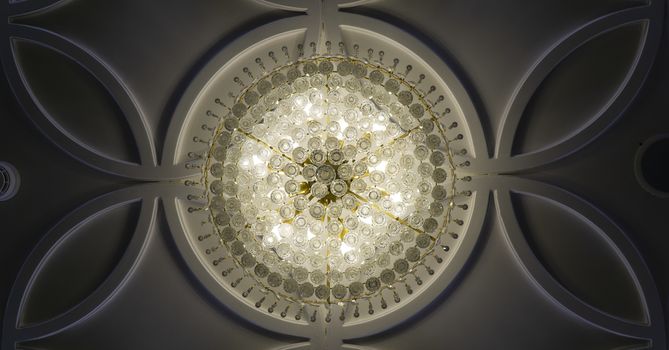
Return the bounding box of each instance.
[199,54,462,317]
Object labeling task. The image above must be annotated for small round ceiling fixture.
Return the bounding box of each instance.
[0,161,20,201]
[636,135,669,197]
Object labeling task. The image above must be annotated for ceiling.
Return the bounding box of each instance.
[1,0,668,349]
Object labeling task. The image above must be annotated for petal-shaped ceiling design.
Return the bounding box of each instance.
[511,21,646,156]
[480,2,661,173]
[2,187,157,347]
[11,38,141,164]
[6,0,65,17]
[3,23,172,179]
[510,191,645,323]
[491,177,665,347]
[19,200,141,326]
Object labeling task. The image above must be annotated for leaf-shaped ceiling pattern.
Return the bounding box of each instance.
[12,39,141,164]
[492,177,665,347]
[510,191,645,323]
[19,200,141,326]
[462,2,664,174]
[7,0,67,17]
[2,23,174,179]
[2,187,158,348]
[512,21,646,156]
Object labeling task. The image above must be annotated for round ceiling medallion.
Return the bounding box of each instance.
[177,31,477,331]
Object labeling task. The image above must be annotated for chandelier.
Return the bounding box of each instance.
[190,50,471,321]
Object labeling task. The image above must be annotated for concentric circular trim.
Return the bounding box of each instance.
[0,161,20,201]
[635,134,669,198]
[176,20,479,333]
[184,48,481,328]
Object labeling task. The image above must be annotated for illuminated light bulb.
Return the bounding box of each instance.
[327,237,342,250]
[344,233,358,246]
[344,250,357,263]
[324,136,340,150]
[278,223,293,238]
[353,162,367,176]
[262,235,277,248]
[284,180,300,194]
[310,150,327,165]
[328,149,345,165]
[293,234,307,247]
[279,205,295,219]
[294,95,307,107]
[359,118,372,131]
[381,199,393,210]
[278,139,293,153]
[310,221,324,235]
[327,221,342,235]
[344,217,359,230]
[390,192,402,203]
[330,179,348,197]
[344,126,358,141]
[327,203,343,218]
[309,203,326,219]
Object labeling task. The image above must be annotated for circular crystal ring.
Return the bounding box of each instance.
[199,54,465,314]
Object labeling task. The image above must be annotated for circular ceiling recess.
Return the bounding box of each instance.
[176,31,477,333]
[0,161,20,201]
[636,135,669,197]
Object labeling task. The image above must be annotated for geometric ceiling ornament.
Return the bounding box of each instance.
[2,0,666,349]
[1,184,161,350]
[168,0,484,348]
[470,4,664,174]
[166,0,665,348]
[489,176,667,350]
[3,22,197,180]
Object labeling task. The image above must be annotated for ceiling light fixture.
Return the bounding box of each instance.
[189,50,471,321]
[0,161,20,201]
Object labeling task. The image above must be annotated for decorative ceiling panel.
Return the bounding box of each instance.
[1,0,667,349]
